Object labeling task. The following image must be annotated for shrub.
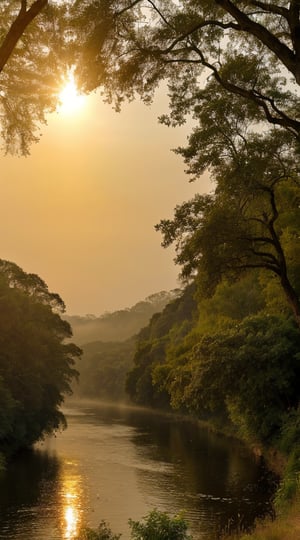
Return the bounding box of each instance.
[76,521,121,540]
[129,509,193,540]
[77,511,193,540]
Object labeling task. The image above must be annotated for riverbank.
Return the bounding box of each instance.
[223,441,300,540]
[0,400,276,540]
[192,409,300,540]
[225,494,300,540]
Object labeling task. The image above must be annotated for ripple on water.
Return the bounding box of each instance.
[0,402,277,540]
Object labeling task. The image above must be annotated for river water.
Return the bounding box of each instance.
[0,401,276,540]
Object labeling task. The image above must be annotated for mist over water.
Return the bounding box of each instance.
[0,401,277,540]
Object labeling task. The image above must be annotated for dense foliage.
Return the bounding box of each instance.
[0,260,81,457]
[127,272,300,448]
[0,1,69,155]
[2,1,300,155]
[71,0,300,133]
[129,509,192,540]
[126,284,197,408]
[76,520,121,540]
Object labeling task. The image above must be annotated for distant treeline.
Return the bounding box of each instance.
[65,290,180,344]
[70,290,180,402]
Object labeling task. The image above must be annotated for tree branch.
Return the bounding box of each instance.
[156,19,241,56]
[249,0,289,19]
[184,41,300,136]
[116,0,143,18]
[215,0,300,82]
[244,246,280,265]
[0,0,47,74]
[289,0,300,58]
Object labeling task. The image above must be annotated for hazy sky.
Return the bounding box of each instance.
[0,87,210,315]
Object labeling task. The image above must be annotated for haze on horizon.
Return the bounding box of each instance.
[0,88,210,316]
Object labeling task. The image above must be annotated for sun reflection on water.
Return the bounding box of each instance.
[61,465,84,539]
[65,504,78,539]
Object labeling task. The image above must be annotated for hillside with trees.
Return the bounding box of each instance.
[65,290,180,344]
[70,290,180,400]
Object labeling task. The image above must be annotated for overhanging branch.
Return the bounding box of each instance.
[0,0,47,73]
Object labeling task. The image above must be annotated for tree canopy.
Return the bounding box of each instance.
[0,1,69,154]
[2,1,300,153]
[126,271,300,446]
[0,260,81,456]
[156,89,300,326]
[72,0,300,136]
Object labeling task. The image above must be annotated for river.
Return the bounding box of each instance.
[0,401,276,540]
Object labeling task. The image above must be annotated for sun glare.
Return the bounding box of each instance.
[58,72,86,114]
[61,472,83,539]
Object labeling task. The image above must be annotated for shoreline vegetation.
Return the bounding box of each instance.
[227,496,300,540]
[75,509,193,540]
[234,451,300,540]
[72,481,299,540]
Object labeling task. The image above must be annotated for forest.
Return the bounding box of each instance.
[0,260,81,462]
[0,1,300,538]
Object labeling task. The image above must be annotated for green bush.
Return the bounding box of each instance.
[77,510,193,540]
[129,509,193,540]
[76,520,121,540]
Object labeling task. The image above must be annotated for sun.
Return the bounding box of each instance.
[58,72,86,114]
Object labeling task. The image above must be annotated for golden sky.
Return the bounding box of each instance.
[0,88,210,315]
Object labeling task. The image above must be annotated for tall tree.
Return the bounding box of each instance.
[156,89,300,326]
[0,260,81,455]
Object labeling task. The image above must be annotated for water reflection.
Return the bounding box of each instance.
[61,468,83,539]
[0,401,277,540]
[0,443,88,540]
[73,402,277,538]
[122,408,275,537]
[0,448,62,539]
